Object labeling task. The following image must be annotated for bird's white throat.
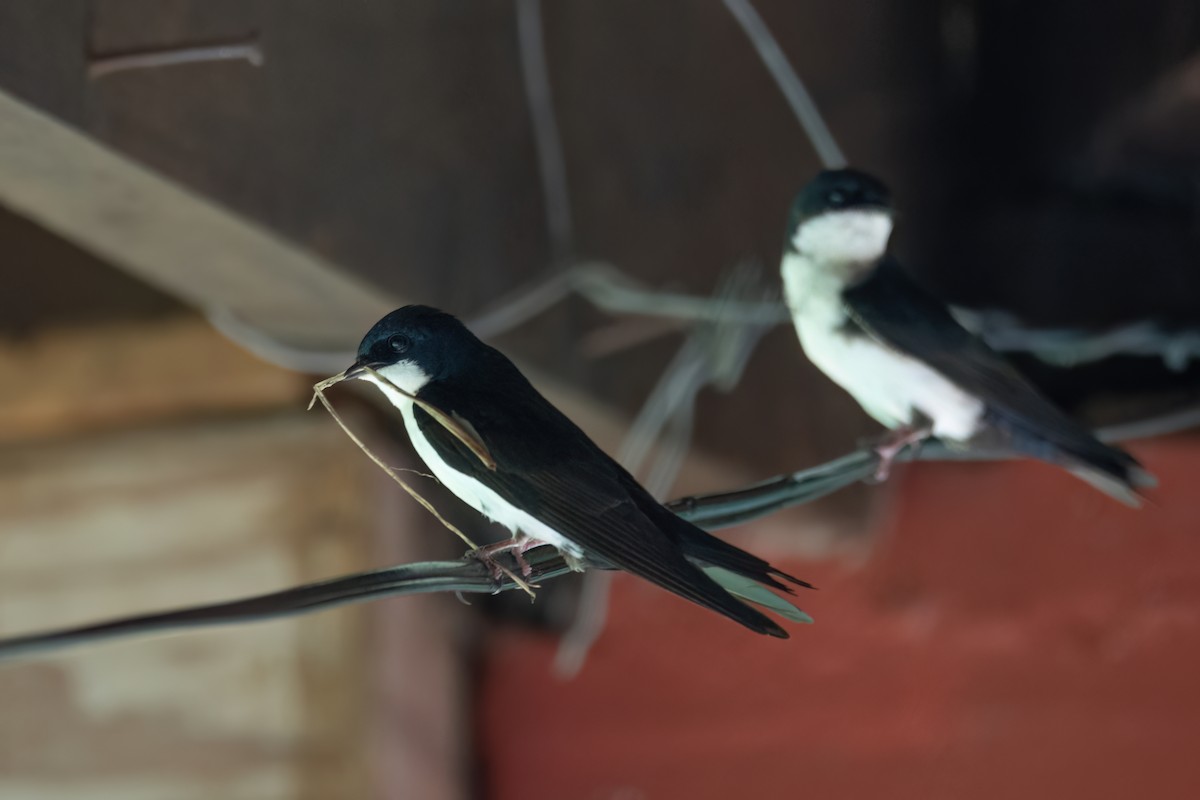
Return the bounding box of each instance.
[782,208,895,327]
[356,360,431,407]
[791,209,893,265]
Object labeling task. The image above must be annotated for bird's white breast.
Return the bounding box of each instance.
[781,252,985,441]
[358,366,582,556]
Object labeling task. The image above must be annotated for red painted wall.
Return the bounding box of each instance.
[480,437,1200,799]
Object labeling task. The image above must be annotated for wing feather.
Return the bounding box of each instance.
[412,376,789,635]
[841,257,1146,490]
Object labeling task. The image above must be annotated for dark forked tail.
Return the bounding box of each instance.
[637,502,815,628]
[985,407,1156,507]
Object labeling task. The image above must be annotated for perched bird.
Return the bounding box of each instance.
[340,305,811,637]
[780,168,1154,505]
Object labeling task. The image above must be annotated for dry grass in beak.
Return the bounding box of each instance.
[313,368,496,470]
[309,372,534,597]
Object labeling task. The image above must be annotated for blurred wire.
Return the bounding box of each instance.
[464,0,575,343]
[472,0,846,341]
[88,37,264,80]
[554,265,778,677]
[552,337,707,677]
[664,450,879,529]
[571,262,789,326]
[663,400,1200,528]
[0,549,578,663]
[2,396,1195,663]
[956,309,1200,372]
[721,0,846,169]
[467,269,575,341]
[516,0,574,266]
[208,266,784,373]
[213,281,1200,396]
[207,305,357,374]
[468,261,788,342]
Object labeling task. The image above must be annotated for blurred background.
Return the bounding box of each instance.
[2,1,1200,798]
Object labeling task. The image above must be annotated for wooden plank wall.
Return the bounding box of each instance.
[0,317,472,800]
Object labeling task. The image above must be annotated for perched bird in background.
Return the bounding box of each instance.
[339,305,812,637]
[780,168,1155,505]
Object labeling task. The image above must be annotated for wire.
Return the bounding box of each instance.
[3,401,1195,663]
[516,0,574,265]
[721,0,847,168]
[552,266,777,676]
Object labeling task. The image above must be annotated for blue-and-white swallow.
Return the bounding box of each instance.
[341,305,812,636]
[781,168,1154,504]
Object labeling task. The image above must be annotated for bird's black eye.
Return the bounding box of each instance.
[828,189,847,207]
[387,334,412,355]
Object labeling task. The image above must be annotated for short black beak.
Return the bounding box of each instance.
[342,359,384,380]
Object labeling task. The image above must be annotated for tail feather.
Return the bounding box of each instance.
[700,566,814,624]
[1066,461,1157,508]
[664,567,792,637]
[986,408,1155,506]
[661,507,814,592]
[639,503,814,630]
[707,596,792,638]
[577,528,794,638]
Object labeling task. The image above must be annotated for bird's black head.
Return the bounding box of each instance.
[350,305,479,390]
[788,168,892,226]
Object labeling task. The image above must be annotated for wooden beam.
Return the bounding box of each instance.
[0,88,394,350]
[0,314,305,445]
